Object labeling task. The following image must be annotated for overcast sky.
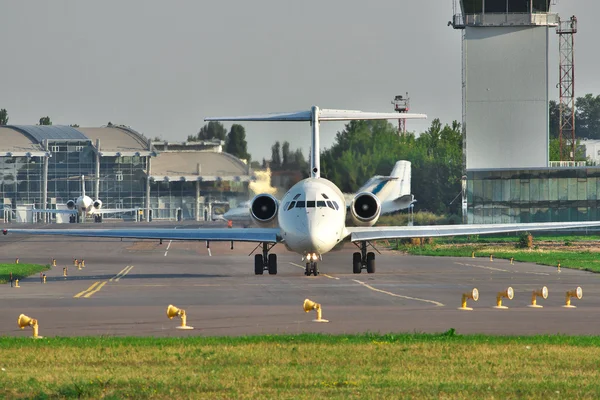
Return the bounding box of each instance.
[1,1,599,160]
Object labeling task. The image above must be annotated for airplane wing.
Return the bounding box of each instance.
[92,208,140,215]
[347,221,600,242]
[2,227,281,243]
[32,209,77,215]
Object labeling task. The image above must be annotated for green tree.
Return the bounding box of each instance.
[189,121,227,142]
[549,100,561,139]
[225,124,250,161]
[39,116,52,126]
[0,109,8,125]
[576,93,600,139]
[281,141,291,167]
[271,142,281,169]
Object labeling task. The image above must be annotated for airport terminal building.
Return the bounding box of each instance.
[0,125,252,223]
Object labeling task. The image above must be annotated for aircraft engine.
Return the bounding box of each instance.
[350,192,381,227]
[250,194,279,226]
[66,200,76,210]
[93,200,102,209]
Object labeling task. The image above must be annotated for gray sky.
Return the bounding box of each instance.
[2,1,599,160]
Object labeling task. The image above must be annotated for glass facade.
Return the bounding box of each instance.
[149,179,247,220]
[467,168,600,223]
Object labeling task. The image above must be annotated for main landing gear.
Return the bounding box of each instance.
[94,215,103,223]
[253,242,277,275]
[352,241,376,274]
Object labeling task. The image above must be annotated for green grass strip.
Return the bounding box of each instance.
[0,263,50,284]
[1,332,600,399]
[400,244,600,272]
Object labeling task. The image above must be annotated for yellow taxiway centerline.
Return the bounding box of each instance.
[83,281,107,298]
[110,265,134,282]
[73,282,101,298]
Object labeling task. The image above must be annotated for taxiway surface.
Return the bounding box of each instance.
[1,222,599,337]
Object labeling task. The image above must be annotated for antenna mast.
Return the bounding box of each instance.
[556,15,577,161]
[392,93,410,135]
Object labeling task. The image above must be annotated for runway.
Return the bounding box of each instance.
[1,222,599,337]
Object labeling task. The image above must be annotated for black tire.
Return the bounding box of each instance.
[305,263,310,276]
[313,262,319,276]
[254,254,264,275]
[268,254,277,275]
[366,252,375,274]
[352,252,362,274]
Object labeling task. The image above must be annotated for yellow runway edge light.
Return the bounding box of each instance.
[18,314,42,339]
[563,287,582,308]
[493,287,514,309]
[458,288,479,311]
[303,298,329,322]
[528,286,548,308]
[166,304,194,330]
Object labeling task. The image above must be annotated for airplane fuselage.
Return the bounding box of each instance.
[75,195,94,215]
[278,177,347,256]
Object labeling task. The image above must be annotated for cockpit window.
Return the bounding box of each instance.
[283,202,290,210]
[322,193,329,199]
[332,201,339,210]
[295,201,305,208]
[293,193,301,200]
[287,201,296,210]
[326,201,334,209]
[307,201,315,208]
[317,201,326,208]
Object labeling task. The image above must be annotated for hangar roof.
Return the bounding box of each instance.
[0,125,153,157]
[0,127,48,157]
[150,151,252,182]
[77,127,153,156]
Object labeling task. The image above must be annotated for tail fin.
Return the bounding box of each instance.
[391,161,411,197]
[81,175,86,197]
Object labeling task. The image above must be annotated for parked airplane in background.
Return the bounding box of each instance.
[224,160,415,227]
[6,106,600,277]
[34,175,140,223]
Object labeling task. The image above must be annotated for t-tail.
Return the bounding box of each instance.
[81,175,86,198]
[205,107,427,178]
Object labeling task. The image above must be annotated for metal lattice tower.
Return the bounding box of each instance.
[391,93,410,135]
[556,15,577,161]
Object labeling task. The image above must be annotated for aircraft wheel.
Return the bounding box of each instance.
[352,252,362,274]
[254,254,264,275]
[305,263,311,276]
[366,252,375,274]
[312,262,319,276]
[268,254,277,275]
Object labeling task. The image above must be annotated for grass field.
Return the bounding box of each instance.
[395,232,600,273]
[0,263,50,284]
[1,333,600,399]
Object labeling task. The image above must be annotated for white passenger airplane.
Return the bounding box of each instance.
[34,175,140,223]
[5,106,600,276]
[224,160,415,227]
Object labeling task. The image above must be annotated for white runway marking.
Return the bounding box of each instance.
[164,241,172,257]
[352,279,445,307]
[164,227,179,256]
[455,262,508,272]
[208,248,212,257]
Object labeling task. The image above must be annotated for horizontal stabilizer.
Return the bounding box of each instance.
[206,108,427,122]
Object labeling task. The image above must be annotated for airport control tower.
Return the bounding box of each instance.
[451,0,558,170]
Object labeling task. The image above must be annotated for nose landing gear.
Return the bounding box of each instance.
[352,241,377,274]
[305,261,319,276]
